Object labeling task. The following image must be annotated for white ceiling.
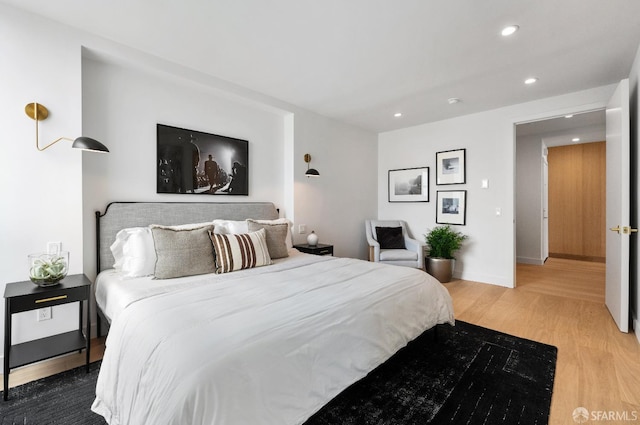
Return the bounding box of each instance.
[516,109,606,147]
[4,0,640,133]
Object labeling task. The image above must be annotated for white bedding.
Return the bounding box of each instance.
[92,252,454,425]
[94,251,301,323]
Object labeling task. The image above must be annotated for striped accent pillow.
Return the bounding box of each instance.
[210,228,272,274]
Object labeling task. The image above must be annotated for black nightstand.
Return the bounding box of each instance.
[3,274,91,400]
[294,243,334,256]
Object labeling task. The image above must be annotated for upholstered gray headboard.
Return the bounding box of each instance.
[96,202,279,272]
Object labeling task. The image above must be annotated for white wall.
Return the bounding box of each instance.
[378,85,616,287]
[1,4,378,373]
[79,55,377,271]
[515,135,544,264]
[81,57,287,279]
[292,111,378,259]
[0,5,86,350]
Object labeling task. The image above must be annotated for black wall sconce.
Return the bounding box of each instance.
[25,102,109,153]
[304,153,319,177]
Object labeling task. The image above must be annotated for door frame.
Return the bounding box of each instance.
[542,152,549,262]
[512,101,609,287]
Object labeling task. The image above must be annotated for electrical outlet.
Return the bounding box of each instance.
[37,307,52,321]
[47,241,62,255]
[299,224,307,234]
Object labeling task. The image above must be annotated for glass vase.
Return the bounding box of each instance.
[28,251,69,286]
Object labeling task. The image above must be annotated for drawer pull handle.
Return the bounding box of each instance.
[35,295,67,304]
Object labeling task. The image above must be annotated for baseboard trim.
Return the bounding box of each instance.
[516,257,545,265]
[549,253,605,263]
[454,271,513,288]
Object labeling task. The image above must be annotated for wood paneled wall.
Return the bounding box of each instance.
[548,142,606,262]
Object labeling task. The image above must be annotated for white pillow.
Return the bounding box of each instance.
[110,227,156,278]
[121,228,157,278]
[110,230,129,272]
[212,220,249,235]
[163,221,214,231]
[249,218,293,250]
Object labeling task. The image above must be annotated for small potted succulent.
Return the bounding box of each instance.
[28,252,69,286]
[424,225,467,283]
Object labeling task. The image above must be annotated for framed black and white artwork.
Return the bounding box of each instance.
[436,190,466,225]
[388,167,429,202]
[436,148,466,185]
[157,124,249,195]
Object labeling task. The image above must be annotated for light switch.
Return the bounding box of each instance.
[495,207,502,216]
[481,179,489,189]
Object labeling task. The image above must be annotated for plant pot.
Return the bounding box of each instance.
[425,257,454,283]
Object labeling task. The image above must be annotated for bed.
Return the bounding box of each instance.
[91,201,454,425]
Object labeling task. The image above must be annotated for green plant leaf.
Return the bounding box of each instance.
[424,225,467,259]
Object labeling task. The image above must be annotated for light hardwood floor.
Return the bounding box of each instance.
[448,258,640,425]
[3,258,639,425]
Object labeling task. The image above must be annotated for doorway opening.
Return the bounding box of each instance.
[515,109,606,298]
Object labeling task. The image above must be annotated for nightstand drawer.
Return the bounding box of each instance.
[9,287,87,313]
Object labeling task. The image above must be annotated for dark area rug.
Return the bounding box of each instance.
[306,321,557,425]
[1,321,557,425]
[1,361,105,425]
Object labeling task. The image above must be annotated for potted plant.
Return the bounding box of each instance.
[424,225,467,283]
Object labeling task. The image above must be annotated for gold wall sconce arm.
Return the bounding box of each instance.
[25,102,109,153]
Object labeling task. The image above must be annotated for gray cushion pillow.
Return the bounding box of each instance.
[247,220,289,259]
[150,225,215,279]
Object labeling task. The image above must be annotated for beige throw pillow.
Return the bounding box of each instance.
[247,220,289,259]
[150,225,215,279]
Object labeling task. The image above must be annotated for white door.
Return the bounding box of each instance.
[605,78,631,333]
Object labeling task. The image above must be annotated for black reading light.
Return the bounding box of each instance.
[304,154,319,177]
[25,102,109,153]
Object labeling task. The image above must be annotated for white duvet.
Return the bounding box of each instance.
[92,252,454,425]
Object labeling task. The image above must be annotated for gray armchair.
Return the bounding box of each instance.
[365,220,425,269]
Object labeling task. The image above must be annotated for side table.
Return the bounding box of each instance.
[294,243,334,256]
[3,274,91,400]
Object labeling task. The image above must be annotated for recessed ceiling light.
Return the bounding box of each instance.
[447,98,461,104]
[501,25,519,36]
[394,112,403,118]
[565,114,574,118]
[524,77,538,85]
[572,137,580,142]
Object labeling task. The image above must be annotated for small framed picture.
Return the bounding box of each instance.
[436,190,467,225]
[436,148,466,185]
[388,167,429,202]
